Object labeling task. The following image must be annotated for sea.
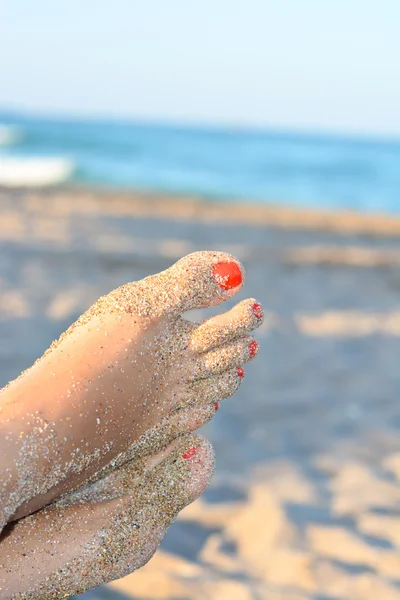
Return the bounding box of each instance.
[1,113,400,213]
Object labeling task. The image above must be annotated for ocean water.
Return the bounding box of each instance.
[1,114,400,213]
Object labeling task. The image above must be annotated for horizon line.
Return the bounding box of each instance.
[1,106,400,145]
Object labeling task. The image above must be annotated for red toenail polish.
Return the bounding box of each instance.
[252,302,263,319]
[212,262,242,290]
[214,401,219,411]
[182,447,197,460]
[237,366,245,378]
[249,340,258,357]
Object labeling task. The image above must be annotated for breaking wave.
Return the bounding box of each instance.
[0,157,75,187]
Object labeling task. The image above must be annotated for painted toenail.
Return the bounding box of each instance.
[182,447,197,460]
[237,366,245,378]
[252,302,263,319]
[212,262,242,290]
[214,401,219,411]
[248,340,258,357]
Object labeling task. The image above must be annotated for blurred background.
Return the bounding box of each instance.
[1,2,400,599]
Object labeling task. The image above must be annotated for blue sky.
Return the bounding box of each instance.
[1,1,399,135]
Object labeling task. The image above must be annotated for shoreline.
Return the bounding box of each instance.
[2,186,400,238]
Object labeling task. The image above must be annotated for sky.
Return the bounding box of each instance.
[1,0,400,135]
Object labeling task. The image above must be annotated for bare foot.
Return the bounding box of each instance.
[0,434,214,599]
[0,251,263,526]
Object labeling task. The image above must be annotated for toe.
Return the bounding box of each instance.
[190,298,264,352]
[164,434,215,500]
[143,434,216,502]
[128,251,245,318]
[129,433,215,516]
[192,335,259,378]
[177,367,244,409]
[167,251,245,315]
[191,336,259,380]
[163,402,219,438]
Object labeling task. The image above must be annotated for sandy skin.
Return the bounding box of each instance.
[0,251,263,598]
[0,434,215,599]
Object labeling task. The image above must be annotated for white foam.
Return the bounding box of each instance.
[0,125,23,146]
[0,157,75,187]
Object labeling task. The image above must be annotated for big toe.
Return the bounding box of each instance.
[75,251,244,323]
[147,433,215,506]
[153,251,245,317]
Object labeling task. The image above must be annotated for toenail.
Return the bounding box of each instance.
[212,262,242,290]
[237,366,245,378]
[252,302,263,319]
[248,340,258,357]
[214,401,219,411]
[182,447,197,460]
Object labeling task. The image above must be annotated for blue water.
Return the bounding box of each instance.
[1,113,400,213]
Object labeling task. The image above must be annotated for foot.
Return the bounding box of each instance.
[0,251,263,525]
[0,434,214,599]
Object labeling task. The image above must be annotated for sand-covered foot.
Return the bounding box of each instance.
[0,434,214,599]
[0,251,263,525]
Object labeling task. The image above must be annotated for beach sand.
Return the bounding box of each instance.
[1,189,400,600]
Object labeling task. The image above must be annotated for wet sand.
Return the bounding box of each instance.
[1,189,400,600]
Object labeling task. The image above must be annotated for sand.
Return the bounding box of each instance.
[1,189,400,600]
